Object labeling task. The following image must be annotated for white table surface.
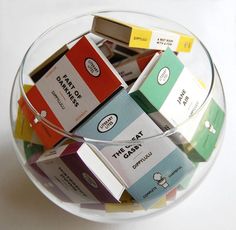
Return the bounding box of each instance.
[1,0,236,229]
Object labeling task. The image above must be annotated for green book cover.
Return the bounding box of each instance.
[131,48,183,111]
[184,99,225,162]
[24,141,44,160]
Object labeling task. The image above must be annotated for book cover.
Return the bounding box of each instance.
[130,49,225,162]
[98,41,114,59]
[35,144,100,204]
[19,35,127,148]
[130,47,207,130]
[15,85,41,144]
[130,48,224,162]
[15,104,42,145]
[115,50,158,84]
[64,35,127,100]
[104,40,142,58]
[24,141,44,160]
[18,86,65,149]
[178,99,225,162]
[92,15,194,52]
[35,142,125,203]
[127,148,193,208]
[28,152,72,202]
[75,89,194,208]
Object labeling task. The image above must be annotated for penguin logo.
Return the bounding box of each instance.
[157,67,170,85]
[82,172,98,188]
[85,58,100,77]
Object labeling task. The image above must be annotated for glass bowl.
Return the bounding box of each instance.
[10,10,226,223]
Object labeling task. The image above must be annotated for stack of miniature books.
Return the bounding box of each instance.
[15,15,225,211]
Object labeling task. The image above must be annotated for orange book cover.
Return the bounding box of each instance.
[18,86,64,149]
[19,35,127,148]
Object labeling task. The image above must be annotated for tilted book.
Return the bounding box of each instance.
[32,142,125,203]
[130,48,224,162]
[92,15,194,52]
[19,35,127,148]
[75,89,194,208]
[15,85,41,144]
[177,98,225,162]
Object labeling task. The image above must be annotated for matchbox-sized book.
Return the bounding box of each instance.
[18,35,127,148]
[129,48,224,162]
[92,15,195,52]
[31,142,125,203]
[75,89,194,208]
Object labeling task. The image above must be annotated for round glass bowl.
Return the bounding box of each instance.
[10,10,226,223]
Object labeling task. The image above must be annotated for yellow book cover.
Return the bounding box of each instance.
[15,85,41,144]
[105,196,166,212]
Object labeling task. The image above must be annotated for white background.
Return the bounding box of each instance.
[1,0,236,229]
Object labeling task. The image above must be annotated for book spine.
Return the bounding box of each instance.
[129,27,194,52]
[18,86,64,149]
[186,99,225,161]
[130,90,157,114]
[129,27,153,49]
[15,105,40,144]
[15,85,41,144]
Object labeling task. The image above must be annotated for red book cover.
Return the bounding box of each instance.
[137,51,157,71]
